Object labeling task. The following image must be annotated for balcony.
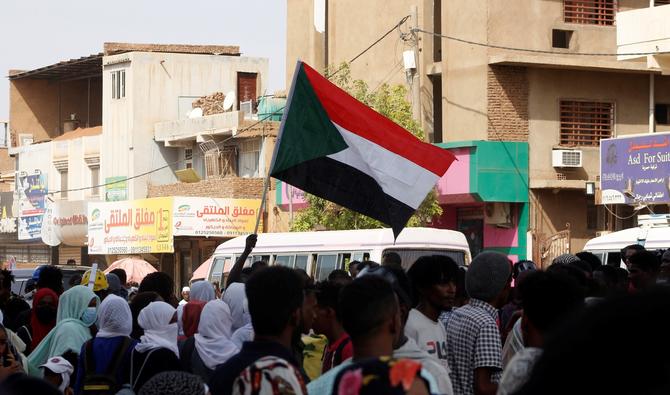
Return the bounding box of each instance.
[617,4,670,73]
[154,111,245,146]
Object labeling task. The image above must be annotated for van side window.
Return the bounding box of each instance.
[295,255,309,271]
[316,254,338,281]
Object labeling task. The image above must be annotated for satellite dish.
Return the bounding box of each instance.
[188,108,203,119]
[223,91,236,112]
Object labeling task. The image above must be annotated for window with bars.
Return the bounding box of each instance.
[564,0,617,26]
[111,70,126,99]
[560,100,614,147]
[238,139,261,178]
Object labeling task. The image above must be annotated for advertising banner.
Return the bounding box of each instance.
[42,200,89,247]
[173,197,262,237]
[600,133,670,205]
[105,176,128,202]
[0,192,16,234]
[275,180,308,209]
[88,197,173,254]
[17,173,47,240]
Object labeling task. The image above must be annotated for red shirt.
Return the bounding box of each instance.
[322,333,353,373]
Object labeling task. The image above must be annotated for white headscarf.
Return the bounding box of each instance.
[194,300,239,370]
[190,281,216,302]
[177,281,216,336]
[135,301,178,356]
[96,294,132,338]
[222,283,251,332]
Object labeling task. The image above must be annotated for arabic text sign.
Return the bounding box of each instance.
[600,132,670,204]
[105,176,127,202]
[173,197,262,237]
[88,197,174,254]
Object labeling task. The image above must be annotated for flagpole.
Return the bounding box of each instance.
[253,175,269,234]
[253,61,303,235]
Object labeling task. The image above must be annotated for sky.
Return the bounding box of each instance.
[0,0,287,120]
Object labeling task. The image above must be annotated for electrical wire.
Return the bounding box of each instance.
[412,27,670,57]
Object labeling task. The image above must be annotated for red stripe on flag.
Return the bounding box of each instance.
[302,63,455,176]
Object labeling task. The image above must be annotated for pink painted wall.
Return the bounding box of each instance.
[437,148,471,201]
[483,223,519,248]
[278,182,308,209]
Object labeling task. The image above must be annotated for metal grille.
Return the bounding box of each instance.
[560,100,613,147]
[561,151,582,166]
[564,0,617,26]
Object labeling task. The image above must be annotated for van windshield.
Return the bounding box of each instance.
[383,248,466,270]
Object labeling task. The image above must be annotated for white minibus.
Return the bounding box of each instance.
[207,227,471,285]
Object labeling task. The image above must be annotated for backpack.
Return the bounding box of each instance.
[82,337,132,395]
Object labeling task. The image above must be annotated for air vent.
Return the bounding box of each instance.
[552,149,583,168]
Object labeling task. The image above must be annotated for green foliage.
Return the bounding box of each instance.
[291,63,442,232]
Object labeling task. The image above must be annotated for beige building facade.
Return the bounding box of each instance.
[287,0,670,258]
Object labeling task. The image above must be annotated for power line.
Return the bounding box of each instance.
[327,15,411,78]
[413,27,670,57]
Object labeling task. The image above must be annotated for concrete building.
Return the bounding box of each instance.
[287,0,670,264]
[6,43,274,280]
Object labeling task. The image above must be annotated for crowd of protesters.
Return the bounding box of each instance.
[0,235,667,395]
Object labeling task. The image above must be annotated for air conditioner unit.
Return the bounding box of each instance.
[484,202,512,228]
[240,100,253,118]
[552,149,582,168]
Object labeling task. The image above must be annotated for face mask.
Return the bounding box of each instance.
[81,307,97,326]
[35,306,57,324]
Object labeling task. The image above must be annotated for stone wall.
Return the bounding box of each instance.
[487,66,529,142]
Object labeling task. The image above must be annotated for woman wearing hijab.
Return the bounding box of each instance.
[129,292,162,340]
[128,301,181,392]
[179,301,206,341]
[179,300,238,382]
[177,281,215,338]
[73,294,138,394]
[223,282,254,348]
[27,285,99,376]
[16,288,59,355]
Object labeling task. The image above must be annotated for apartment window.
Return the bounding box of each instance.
[184,148,193,169]
[111,70,126,99]
[90,166,100,197]
[60,170,68,199]
[655,104,670,125]
[560,100,614,147]
[433,0,442,62]
[238,139,261,178]
[656,0,670,5]
[564,0,617,26]
[552,29,573,49]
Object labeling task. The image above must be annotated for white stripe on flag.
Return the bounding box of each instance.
[327,124,441,209]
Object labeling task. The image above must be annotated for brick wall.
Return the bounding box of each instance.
[147,176,264,199]
[487,66,529,142]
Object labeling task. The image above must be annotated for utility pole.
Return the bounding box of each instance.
[406,6,423,134]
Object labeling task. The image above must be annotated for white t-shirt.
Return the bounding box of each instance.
[404,308,450,372]
[497,347,543,395]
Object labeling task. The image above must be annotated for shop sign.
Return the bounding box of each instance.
[105,176,128,202]
[600,133,670,205]
[173,197,262,238]
[88,197,173,254]
[0,192,16,234]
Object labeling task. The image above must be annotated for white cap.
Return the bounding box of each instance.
[40,356,74,375]
[182,286,190,293]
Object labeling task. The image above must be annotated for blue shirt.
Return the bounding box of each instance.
[74,336,138,395]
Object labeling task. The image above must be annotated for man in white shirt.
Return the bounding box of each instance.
[178,286,190,306]
[406,255,460,373]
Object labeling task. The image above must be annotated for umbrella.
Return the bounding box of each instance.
[191,256,213,282]
[104,257,157,284]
